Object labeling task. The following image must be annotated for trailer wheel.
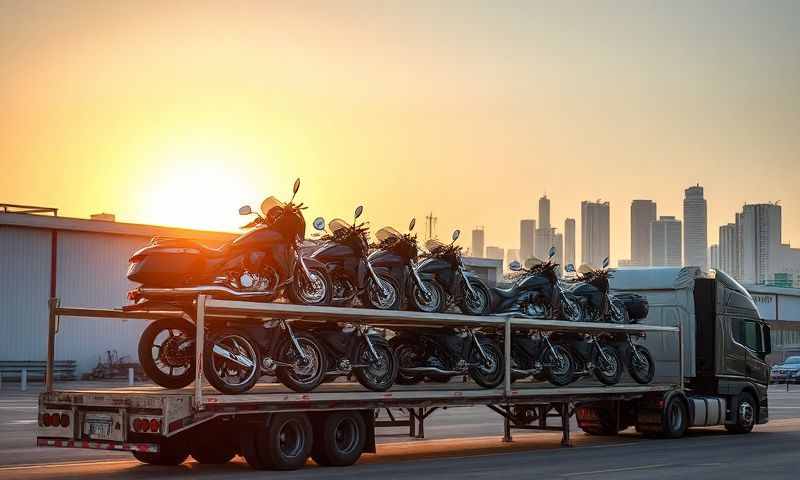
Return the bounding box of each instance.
[311,412,366,467]
[241,413,313,470]
[725,392,756,434]
[190,431,237,464]
[660,396,688,439]
[576,405,622,436]
[132,437,189,466]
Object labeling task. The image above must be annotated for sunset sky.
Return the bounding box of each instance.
[2,1,799,264]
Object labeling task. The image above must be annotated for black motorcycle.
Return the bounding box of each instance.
[311,206,401,310]
[548,331,624,385]
[563,258,627,323]
[416,230,492,315]
[603,292,655,384]
[390,328,505,387]
[492,248,583,321]
[508,329,575,386]
[129,180,334,392]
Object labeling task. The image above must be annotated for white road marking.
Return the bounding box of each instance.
[562,463,670,477]
[0,460,137,471]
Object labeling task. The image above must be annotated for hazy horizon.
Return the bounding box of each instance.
[2,1,799,264]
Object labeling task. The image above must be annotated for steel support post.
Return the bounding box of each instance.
[194,295,207,410]
[46,298,58,393]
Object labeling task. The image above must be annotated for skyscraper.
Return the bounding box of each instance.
[650,216,682,266]
[553,232,564,275]
[719,222,741,279]
[683,185,708,269]
[630,200,657,266]
[535,227,555,261]
[539,195,550,229]
[709,244,720,270]
[741,203,782,284]
[581,201,610,267]
[485,246,504,261]
[471,227,485,258]
[519,219,535,264]
[564,218,576,267]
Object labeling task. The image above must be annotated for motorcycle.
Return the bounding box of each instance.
[491,247,583,321]
[548,331,624,385]
[562,258,626,323]
[508,329,576,386]
[311,206,401,309]
[416,230,492,315]
[390,328,505,387]
[129,179,334,392]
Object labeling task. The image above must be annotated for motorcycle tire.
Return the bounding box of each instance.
[591,344,623,386]
[540,344,575,386]
[288,265,333,306]
[627,345,655,384]
[203,328,262,395]
[609,298,630,324]
[466,339,504,389]
[362,273,402,310]
[138,318,196,390]
[389,335,425,385]
[276,332,326,393]
[458,278,492,315]
[411,280,445,313]
[353,336,398,392]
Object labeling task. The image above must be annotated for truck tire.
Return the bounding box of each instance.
[725,392,756,434]
[576,405,622,436]
[311,412,367,467]
[660,396,688,439]
[190,429,237,464]
[132,437,189,466]
[241,413,313,470]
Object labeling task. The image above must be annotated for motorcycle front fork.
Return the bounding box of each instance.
[626,333,645,363]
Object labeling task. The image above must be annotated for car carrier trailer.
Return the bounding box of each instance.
[35,292,753,471]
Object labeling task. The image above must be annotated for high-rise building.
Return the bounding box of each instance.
[741,203,781,284]
[719,222,741,279]
[553,232,564,275]
[581,201,610,267]
[683,185,708,269]
[709,244,720,269]
[630,200,657,266]
[651,216,682,266]
[564,218,576,267]
[519,219,535,264]
[485,246,504,261]
[471,227,485,258]
[539,195,550,229]
[535,227,555,261]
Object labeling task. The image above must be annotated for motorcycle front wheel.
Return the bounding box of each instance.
[275,332,326,393]
[411,280,445,313]
[609,299,630,324]
[363,274,401,310]
[627,345,655,384]
[203,328,262,394]
[591,344,623,385]
[288,266,333,306]
[458,279,491,315]
[560,294,585,322]
[466,339,504,388]
[540,344,575,386]
[353,337,398,392]
[138,318,196,389]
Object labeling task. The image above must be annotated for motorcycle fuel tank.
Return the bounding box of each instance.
[368,249,405,268]
[231,226,286,250]
[417,257,451,274]
[312,243,355,263]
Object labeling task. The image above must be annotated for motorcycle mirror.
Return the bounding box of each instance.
[409,217,416,231]
[452,229,460,242]
[313,217,325,231]
[602,257,610,268]
[565,263,575,273]
[354,205,364,220]
[238,205,253,216]
[289,178,301,203]
[548,246,556,259]
[508,260,522,271]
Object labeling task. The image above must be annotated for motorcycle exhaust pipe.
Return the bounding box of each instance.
[400,367,463,376]
[511,368,540,375]
[137,285,275,300]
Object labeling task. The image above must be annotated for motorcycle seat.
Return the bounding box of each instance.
[153,238,229,258]
[491,286,518,299]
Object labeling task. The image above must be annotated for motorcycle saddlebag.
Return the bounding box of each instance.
[127,241,208,287]
[614,293,649,320]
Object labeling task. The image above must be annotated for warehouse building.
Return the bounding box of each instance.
[0,206,234,376]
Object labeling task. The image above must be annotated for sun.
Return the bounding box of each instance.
[140,141,273,232]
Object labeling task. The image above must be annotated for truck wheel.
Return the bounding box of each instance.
[190,430,237,464]
[660,396,688,438]
[725,392,756,434]
[311,412,367,467]
[241,413,313,470]
[132,437,189,466]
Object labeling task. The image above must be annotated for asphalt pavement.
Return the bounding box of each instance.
[1,382,800,479]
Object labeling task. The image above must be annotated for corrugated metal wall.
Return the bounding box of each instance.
[54,231,151,373]
[0,226,52,363]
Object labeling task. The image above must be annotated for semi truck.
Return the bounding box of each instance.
[36,267,770,471]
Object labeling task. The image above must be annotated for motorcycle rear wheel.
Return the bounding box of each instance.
[353,337,398,392]
[389,336,425,385]
[138,318,196,389]
[276,333,326,393]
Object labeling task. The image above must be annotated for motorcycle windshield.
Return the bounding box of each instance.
[375,226,402,243]
[328,218,351,233]
[260,196,286,217]
[425,238,445,252]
